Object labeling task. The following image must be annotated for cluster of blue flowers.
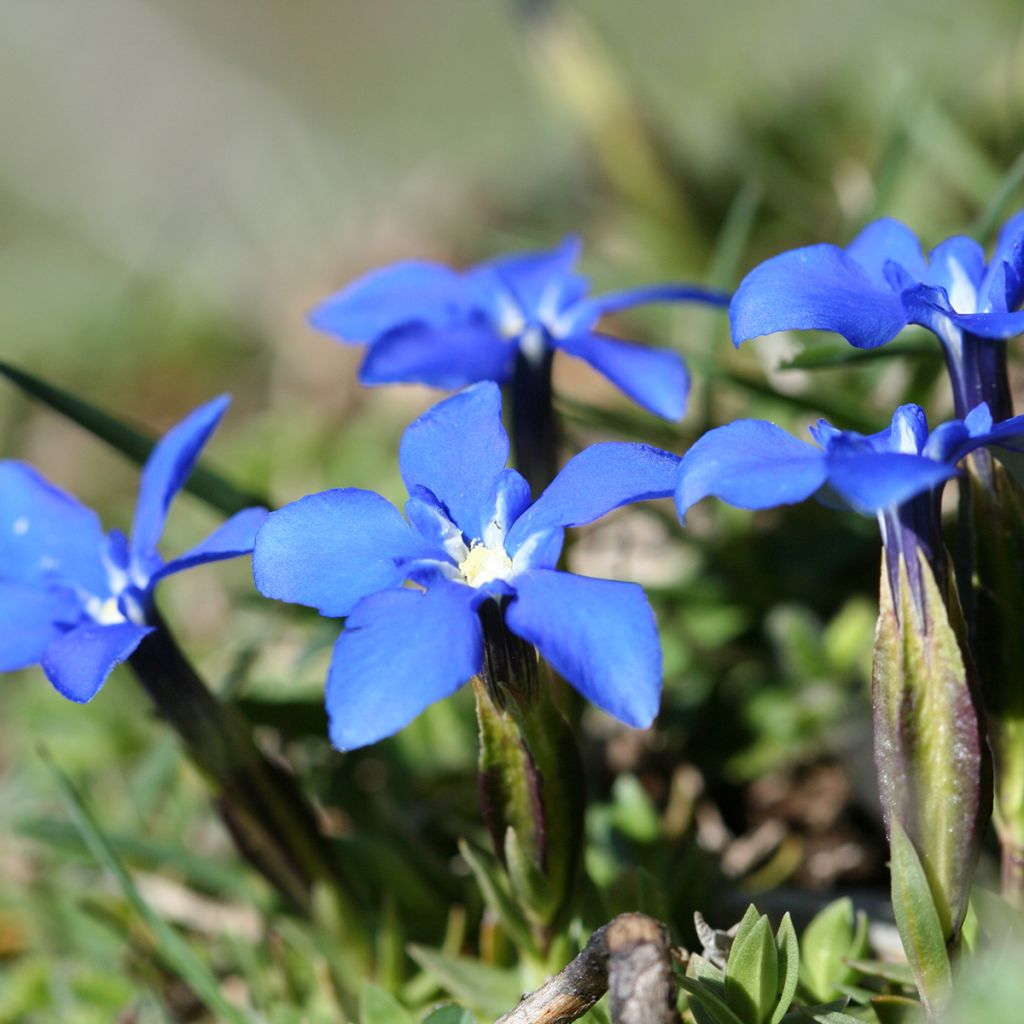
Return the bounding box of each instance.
[3,218,1022,749]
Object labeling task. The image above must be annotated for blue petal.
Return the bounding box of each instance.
[308,261,469,341]
[477,236,586,317]
[253,489,444,617]
[0,461,107,594]
[944,309,1024,340]
[981,210,1024,312]
[130,396,230,576]
[674,421,827,521]
[730,244,908,349]
[506,569,661,728]
[554,331,690,420]
[154,507,269,582]
[845,218,926,285]
[399,382,510,541]
[0,581,76,671]
[507,443,679,556]
[326,582,482,750]
[557,283,730,335]
[480,469,533,550]
[360,320,514,388]
[824,452,956,514]
[42,621,152,703]
[922,237,986,313]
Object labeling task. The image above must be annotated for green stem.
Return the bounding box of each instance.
[127,613,356,922]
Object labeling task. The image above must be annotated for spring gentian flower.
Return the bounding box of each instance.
[308,236,729,420]
[731,212,1024,418]
[253,382,679,749]
[0,396,267,702]
[675,402,1024,609]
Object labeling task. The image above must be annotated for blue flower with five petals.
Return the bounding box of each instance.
[730,213,1024,417]
[309,236,728,420]
[0,396,268,702]
[253,382,680,749]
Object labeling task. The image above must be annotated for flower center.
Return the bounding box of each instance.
[458,543,514,588]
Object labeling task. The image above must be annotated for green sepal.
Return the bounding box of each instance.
[0,359,265,516]
[872,551,989,938]
[889,818,953,1017]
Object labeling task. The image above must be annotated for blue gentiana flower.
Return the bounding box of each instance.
[308,236,729,420]
[0,396,268,702]
[253,382,680,749]
[675,401,1024,609]
[730,213,1024,418]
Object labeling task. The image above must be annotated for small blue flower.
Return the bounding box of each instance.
[730,213,1024,416]
[675,402,1024,523]
[0,396,268,702]
[309,236,729,420]
[253,382,679,749]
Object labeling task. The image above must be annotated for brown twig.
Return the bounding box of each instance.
[495,913,678,1024]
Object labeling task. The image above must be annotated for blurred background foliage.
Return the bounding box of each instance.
[1,0,1023,1020]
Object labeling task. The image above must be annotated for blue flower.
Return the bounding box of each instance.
[730,213,1024,416]
[0,396,268,702]
[308,236,729,420]
[675,402,1024,523]
[253,382,679,749]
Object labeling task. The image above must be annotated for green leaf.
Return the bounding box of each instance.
[420,1006,476,1024]
[777,337,936,371]
[870,995,925,1024]
[457,840,536,956]
[679,976,747,1024]
[0,359,266,516]
[361,984,416,1024]
[972,150,1024,243]
[798,898,867,1003]
[796,1011,862,1024]
[42,751,252,1024]
[725,913,778,1024]
[406,947,523,1020]
[889,819,953,1017]
[504,826,557,921]
[842,959,914,988]
[771,913,799,1024]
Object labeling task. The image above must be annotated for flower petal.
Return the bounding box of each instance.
[674,421,827,520]
[308,261,469,341]
[0,461,107,594]
[845,218,926,284]
[326,582,482,750]
[154,507,269,582]
[506,569,661,728]
[253,489,443,618]
[981,210,1024,313]
[0,581,76,671]
[555,331,690,420]
[399,382,510,540]
[41,621,152,703]
[922,237,986,313]
[557,283,730,335]
[130,395,231,574]
[360,320,514,388]
[730,244,908,349]
[506,442,679,556]
[824,452,956,514]
[478,236,586,317]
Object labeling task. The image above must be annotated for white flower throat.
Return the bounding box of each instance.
[458,542,514,588]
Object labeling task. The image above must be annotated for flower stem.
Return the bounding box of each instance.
[126,612,356,921]
[511,347,559,499]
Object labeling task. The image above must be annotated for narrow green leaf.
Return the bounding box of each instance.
[679,977,748,1024]
[889,819,953,1016]
[798,898,863,1003]
[406,946,523,1020]
[725,913,778,1024]
[457,839,536,956]
[972,149,1024,243]
[42,751,252,1024]
[870,995,926,1024]
[771,913,799,1024]
[0,359,266,516]
[503,826,556,921]
[360,983,416,1024]
[796,1010,862,1024]
[420,1006,475,1024]
[842,959,915,988]
[777,337,936,371]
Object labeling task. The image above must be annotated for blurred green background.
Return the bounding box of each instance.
[2,1,1023,1020]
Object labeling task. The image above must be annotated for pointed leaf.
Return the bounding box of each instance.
[889,819,953,1016]
[797,1011,863,1024]
[361,984,416,1024]
[869,995,926,1024]
[421,1006,475,1024]
[725,914,778,1024]
[798,898,865,1003]
[679,977,748,1024]
[456,839,535,956]
[503,826,557,921]
[406,947,523,1020]
[771,914,799,1024]
[0,360,266,516]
